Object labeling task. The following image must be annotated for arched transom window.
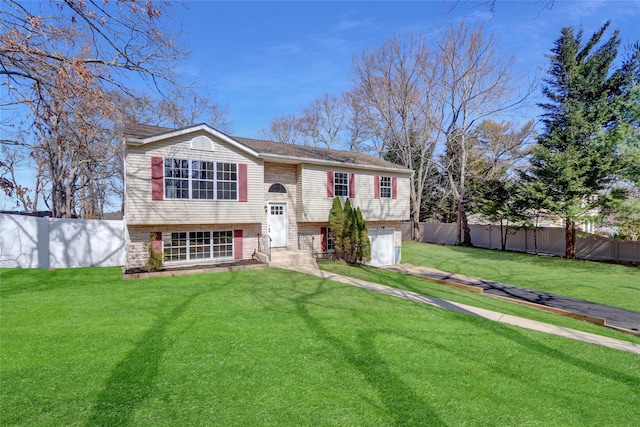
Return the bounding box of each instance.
[268,183,287,193]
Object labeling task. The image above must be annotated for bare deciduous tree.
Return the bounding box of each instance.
[433,23,532,245]
[115,88,232,131]
[352,34,439,240]
[261,114,303,144]
[297,93,346,149]
[341,90,372,152]
[262,91,370,151]
[468,119,535,179]
[0,144,45,211]
[1,0,185,217]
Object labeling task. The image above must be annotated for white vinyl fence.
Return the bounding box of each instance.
[403,222,640,263]
[0,213,126,268]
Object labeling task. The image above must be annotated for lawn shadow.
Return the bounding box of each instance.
[339,265,640,390]
[460,314,640,391]
[290,280,449,426]
[0,267,122,297]
[86,278,230,426]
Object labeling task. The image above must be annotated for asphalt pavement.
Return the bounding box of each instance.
[383,264,640,334]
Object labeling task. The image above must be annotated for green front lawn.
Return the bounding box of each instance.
[1,267,639,426]
[401,241,640,312]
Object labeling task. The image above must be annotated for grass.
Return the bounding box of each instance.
[2,267,639,426]
[317,260,640,345]
[401,241,640,312]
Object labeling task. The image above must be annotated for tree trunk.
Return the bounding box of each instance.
[565,220,577,259]
[410,180,423,242]
[500,219,507,251]
[412,216,421,242]
[456,200,462,245]
[460,208,472,247]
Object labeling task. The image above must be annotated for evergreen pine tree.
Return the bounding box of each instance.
[355,207,371,263]
[342,198,354,261]
[328,196,344,259]
[524,21,639,258]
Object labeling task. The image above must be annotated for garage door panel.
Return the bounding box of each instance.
[368,230,394,267]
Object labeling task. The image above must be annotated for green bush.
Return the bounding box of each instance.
[328,197,371,264]
[147,233,164,272]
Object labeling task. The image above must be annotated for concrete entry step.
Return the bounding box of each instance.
[265,249,318,269]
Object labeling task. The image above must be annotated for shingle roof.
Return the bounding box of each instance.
[123,123,409,172]
[123,123,174,139]
[232,136,405,169]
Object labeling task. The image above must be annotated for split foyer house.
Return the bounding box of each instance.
[123,123,412,269]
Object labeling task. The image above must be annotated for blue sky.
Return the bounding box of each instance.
[163,0,640,138]
[2,0,639,211]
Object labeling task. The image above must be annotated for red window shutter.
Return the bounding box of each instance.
[238,163,248,202]
[327,171,334,197]
[150,232,162,254]
[234,229,243,259]
[151,157,164,200]
[374,175,380,199]
[349,173,356,198]
[392,177,398,200]
[320,227,327,252]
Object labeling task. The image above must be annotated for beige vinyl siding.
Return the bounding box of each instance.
[298,164,411,223]
[126,131,264,225]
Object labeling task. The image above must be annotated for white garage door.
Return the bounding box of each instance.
[368,230,395,267]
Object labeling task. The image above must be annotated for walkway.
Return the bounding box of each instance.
[286,264,640,355]
[383,264,640,334]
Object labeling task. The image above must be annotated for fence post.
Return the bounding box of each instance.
[37,216,50,268]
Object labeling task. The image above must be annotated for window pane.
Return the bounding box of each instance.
[165,158,190,199]
[212,230,233,259]
[334,172,348,197]
[380,176,391,198]
[164,232,188,261]
[192,161,215,199]
[189,231,211,259]
[327,227,335,251]
[216,163,238,200]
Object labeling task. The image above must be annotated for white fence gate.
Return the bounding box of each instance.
[403,222,640,263]
[0,213,126,268]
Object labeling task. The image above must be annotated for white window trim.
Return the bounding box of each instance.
[164,158,239,201]
[380,176,392,199]
[163,230,235,264]
[334,172,349,197]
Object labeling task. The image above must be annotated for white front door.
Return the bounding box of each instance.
[267,202,288,248]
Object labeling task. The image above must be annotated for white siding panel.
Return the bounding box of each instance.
[299,166,334,223]
[126,131,264,225]
[299,164,410,223]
